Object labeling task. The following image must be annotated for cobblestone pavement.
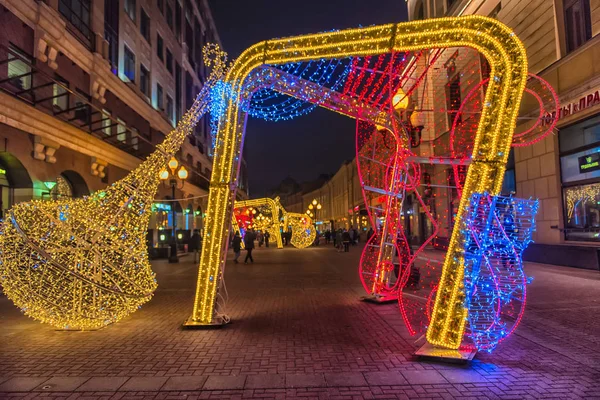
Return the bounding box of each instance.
[1,244,600,399]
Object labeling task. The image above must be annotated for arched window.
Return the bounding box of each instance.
[51,175,73,199]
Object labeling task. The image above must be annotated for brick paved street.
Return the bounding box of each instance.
[1,244,600,399]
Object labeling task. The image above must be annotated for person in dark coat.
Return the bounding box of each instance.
[366,227,374,242]
[232,231,242,264]
[264,231,270,247]
[342,229,351,252]
[190,229,202,263]
[244,229,255,264]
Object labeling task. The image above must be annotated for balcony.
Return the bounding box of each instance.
[0,44,151,159]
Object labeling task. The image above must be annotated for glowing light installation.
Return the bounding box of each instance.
[232,197,284,249]
[189,16,530,340]
[0,45,229,330]
[463,193,538,352]
[284,212,316,249]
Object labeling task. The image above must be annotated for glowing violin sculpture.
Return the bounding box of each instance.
[0,45,229,330]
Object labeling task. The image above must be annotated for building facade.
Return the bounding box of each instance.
[407,0,600,269]
[0,0,247,254]
[278,161,368,234]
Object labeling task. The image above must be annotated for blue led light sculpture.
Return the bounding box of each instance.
[463,193,539,352]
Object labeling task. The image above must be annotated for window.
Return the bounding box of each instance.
[124,46,136,82]
[564,0,592,53]
[131,127,139,151]
[140,64,150,97]
[102,109,112,135]
[447,0,458,10]
[52,76,69,110]
[166,95,174,124]
[157,0,164,14]
[156,83,164,110]
[124,0,136,22]
[166,3,174,30]
[140,8,150,42]
[446,75,461,127]
[564,182,600,241]
[117,118,127,142]
[166,49,173,74]
[7,44,32,90]
[157,33,164,61]
[58,0,91,40]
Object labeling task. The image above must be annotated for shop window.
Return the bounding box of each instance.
[156,83,164,110]
[50,175,73,199]
[157,33,164,61]
[140,8,150,43]
[59,0,91,40]
[564,182,600,241]
[564,0,592,53]
[125,0,136,22]
[124,46,136,82]
[52,76,69,110]
[7,44,32,91]
[140,64,150,97]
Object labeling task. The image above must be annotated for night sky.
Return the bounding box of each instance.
[207,0,408,196]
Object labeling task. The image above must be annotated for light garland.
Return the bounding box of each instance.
[190,16,531,347]
[0,44,229,330]
[462,193,538,352]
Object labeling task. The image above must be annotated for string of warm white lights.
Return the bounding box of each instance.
[0,44,229,330]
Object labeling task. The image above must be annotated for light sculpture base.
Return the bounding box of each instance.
[414,342,477,364]
[361,294,398,304]
[182,315,230,329]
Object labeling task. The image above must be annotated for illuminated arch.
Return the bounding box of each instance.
[232,197,284,249]
[188,16,528,351]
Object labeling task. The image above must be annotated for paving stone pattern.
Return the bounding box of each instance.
[1,244,600,399]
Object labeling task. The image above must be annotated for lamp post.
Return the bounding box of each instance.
[159,157,188,263]
[306,198,322,245]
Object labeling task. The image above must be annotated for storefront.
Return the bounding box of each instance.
[559,114,600,242]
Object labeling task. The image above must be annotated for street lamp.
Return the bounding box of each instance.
[159,157,188,263]
[305,198,322,245]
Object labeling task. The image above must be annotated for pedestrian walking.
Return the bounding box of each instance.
[325,230,331,244]
[349,226,355,246]
[244,229,255,264]
[353,227,359,244]
[342,229,351,252]
[335,229,343,252]
[264,231,270,247]
[232,231,242,264]
[257,231,264,247]
[190,229,202,263]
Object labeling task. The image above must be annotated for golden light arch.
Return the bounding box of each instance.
[232,197,284,249]
[187,16,528,350]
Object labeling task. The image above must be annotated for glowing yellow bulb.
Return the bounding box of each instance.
[317,204,322,210]
[159,168,169,180]
[177,166,188,180]
[309,204,314,210]
[168,157,179,171]
[312,199,318,206]
[392,87,409,110]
